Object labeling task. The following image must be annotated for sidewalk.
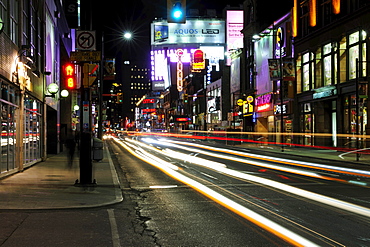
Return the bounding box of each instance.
[0,146,123,210]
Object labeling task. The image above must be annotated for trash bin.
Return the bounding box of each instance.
[93,138,104,161]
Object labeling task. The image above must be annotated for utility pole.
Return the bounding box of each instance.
[97,32,104,139]
[78,65,94,185]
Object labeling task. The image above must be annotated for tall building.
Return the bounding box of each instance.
[121,60,152,129]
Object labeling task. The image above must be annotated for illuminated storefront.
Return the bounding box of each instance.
[253,13,294,142]
[295,29,368,147]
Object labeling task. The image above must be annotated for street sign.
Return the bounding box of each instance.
[76,30,96,50]
[70,51,101,62]
[237,98,244,106]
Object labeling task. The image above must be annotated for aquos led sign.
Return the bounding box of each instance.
[151,20,225,45]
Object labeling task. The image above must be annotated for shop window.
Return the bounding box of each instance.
[334,43,338,84]
[296,56,302,94]
[315,48,322,88]
[300,103,313,145]
[349,45,359,79]
[339,37,347,83]
[348,30,367,80]
[323,43,333,86]
[302,52,311,91]
[361,42,367,77]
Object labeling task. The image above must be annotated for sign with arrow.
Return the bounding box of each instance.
[76,30,96,50]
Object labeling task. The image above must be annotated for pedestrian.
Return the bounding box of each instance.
[75,130,80,150]
[65,129,76,168]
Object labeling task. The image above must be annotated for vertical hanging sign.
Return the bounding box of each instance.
[176,49,184,91]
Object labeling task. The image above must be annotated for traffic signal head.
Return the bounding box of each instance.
[117,93,123,104]
[167,0,186,23]
[64,63,76,89]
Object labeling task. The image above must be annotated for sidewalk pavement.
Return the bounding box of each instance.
[0,146,123,210]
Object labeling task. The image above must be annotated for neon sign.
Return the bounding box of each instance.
[257,103,271,112]
[176,49,184,91]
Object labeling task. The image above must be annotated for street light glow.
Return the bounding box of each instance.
[123,32,132,40]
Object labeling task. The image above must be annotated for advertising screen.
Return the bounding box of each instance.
[151,20,225,45]
[226,10,243,65]
[154,25,169,43]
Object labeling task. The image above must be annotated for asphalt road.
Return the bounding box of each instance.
[1,137,370,246]
[111,136,370,246]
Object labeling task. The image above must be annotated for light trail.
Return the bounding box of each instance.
[143,138,344,182]
[137,137,370,218]
[113,136,319,246]
[165,139,370,178]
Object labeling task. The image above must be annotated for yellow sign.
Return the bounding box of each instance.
[70,51,101,62]
[237,99,244,106]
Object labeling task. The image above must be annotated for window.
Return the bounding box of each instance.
[319,0,331,26]
[323,43,332,86]
[296,56,302,93]
[348,30,367,79]
[315,48,322,88]
[9,0,18,44]
[0,0,8,36]
[339,37,347,83]
[300,0,310,36]
[22,0,29,45]
[302,52,313,91]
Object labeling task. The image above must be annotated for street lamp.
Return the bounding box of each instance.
[45,83,69,99]
[123,32,132,40]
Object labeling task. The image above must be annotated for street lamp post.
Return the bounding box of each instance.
[97,32,104,140]
[279,37,284,152]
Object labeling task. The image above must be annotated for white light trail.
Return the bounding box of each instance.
[136,138,370,218]
[113,136,319,246]
[168,140,370,177]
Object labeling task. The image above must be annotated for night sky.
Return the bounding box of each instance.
[90,0,244,63]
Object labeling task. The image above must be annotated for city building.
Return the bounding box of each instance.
[121,60,152,130]
[241,0,369,149]
[293,0,369,148]
[0,0,73,177]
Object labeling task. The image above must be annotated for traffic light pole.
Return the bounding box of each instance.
[77,65,94,185]
[97,32,104,139]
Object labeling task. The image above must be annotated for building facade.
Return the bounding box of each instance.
[0,0,72,177]
[293,0,369,148]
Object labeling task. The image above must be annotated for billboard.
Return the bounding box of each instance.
[151,47,225,90]
[154,25,169,43]
[104,58,116,80]
[151,20,225,45]
[226,10,243,65]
